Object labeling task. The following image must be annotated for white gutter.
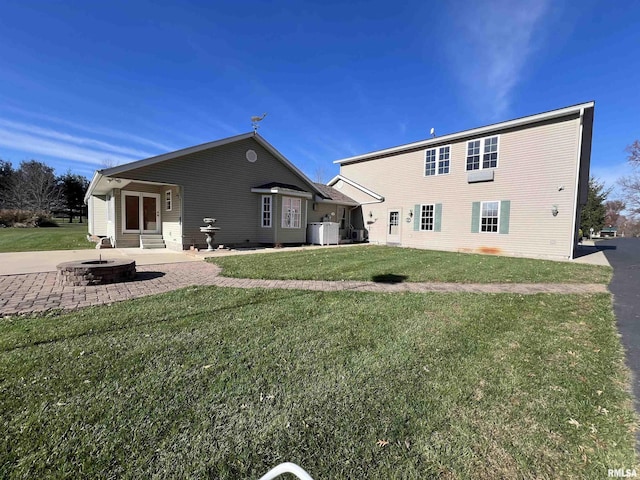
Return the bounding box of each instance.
[84,172,103,203]
[569,108,585,259]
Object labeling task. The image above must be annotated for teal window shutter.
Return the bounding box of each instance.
[413,204,421,231]
[471,202,480,233]
[500,200,511,234]
[434,203,442,232]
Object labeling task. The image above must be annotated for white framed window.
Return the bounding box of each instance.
[282,196,301,229]
[480,201,500,233]
[466,136,499,171]
[262,195,272,228]
[425,145,451,176]
[165,190,172,212]
[420,204,434,231]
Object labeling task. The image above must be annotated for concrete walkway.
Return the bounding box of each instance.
[0,261,609,317]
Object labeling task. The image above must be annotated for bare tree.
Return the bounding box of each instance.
[6,160,60,212]
[605,199,626,227]
[313,164,327,184]
[619,140,640,218]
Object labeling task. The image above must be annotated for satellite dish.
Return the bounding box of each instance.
[430,127,436,137]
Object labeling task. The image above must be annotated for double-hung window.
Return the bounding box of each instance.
[282,196,301,229]
[261,195,272,228]
[420,204,435,231]
[480,201,499,232]
[425,145,451,176]
[466,136,499,171]
[165,190,172,212]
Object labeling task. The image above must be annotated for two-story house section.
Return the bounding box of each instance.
[329,102,594,260]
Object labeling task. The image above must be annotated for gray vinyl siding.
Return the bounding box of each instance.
[114,138,314,249]
[89,195,107,236]
[340,114,584,259]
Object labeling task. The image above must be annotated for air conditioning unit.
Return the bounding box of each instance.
[351,229,365,242]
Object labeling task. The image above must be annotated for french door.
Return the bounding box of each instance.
[122,191,160,234]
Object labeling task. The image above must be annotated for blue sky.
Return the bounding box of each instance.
[0,0,638,198]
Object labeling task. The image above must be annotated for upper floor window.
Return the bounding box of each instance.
[466,136,499,171]
[282,196,301,229]
[425,145,451,176]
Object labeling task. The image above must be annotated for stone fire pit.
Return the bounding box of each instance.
[56,259,136,286]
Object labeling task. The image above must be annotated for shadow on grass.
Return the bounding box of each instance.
[371,273,407,284]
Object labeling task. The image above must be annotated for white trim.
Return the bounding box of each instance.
[419,204,435,231]
[424,145,452,177]
[121,191,161,234]
[569,108,585,259]
[261,195,272,228]
[479,200,500,233]
[334,102,595,165]
[326,175,384,201]
[165,189,172,212]
[466,135,499,171]
[281,196,302,229]
[387,209,401,243]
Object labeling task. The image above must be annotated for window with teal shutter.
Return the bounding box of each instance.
[471,202,480,233]
[499,200,511,234]
[434,203,442,232]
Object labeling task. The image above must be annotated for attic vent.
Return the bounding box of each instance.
[335,180,344,190]
[246,149,257,163]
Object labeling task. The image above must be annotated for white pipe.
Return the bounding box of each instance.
[258,462,314,480]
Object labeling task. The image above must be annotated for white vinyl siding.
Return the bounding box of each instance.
[262,195,272,228]
[282,196,301,229]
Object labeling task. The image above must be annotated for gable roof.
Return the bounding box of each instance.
[334,101,595,165]
[85,132,323,201]
[327,174,385,202]
[313,182,358,205]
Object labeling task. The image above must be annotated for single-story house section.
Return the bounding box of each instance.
[84,133,358,250]
[329,101,595,260]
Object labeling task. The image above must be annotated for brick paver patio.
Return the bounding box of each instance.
[0,261,609,317]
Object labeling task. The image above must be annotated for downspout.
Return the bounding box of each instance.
[569,108,585,259]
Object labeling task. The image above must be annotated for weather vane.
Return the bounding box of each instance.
[251,113,267,133]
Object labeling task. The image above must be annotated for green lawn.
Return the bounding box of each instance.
[209,245,612,284]
[1,287,636,478]
[0,222,92,252]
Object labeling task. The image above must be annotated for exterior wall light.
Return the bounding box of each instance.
[551,205,559,217]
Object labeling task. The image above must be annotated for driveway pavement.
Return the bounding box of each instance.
[599,237,640,441]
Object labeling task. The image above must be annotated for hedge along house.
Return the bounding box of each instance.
[85,132,358,250]
[328,102,595,260]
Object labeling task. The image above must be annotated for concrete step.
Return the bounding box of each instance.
[140,235,166,249]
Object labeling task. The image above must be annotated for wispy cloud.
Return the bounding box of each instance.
[0,128,138,167]
[447,0,551,120]
[0,118,154,159]
[3,106,175,151]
